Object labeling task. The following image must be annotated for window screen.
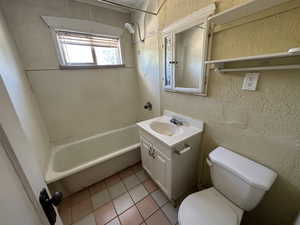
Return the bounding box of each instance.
[56,31,122,67]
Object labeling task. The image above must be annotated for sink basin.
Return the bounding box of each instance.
[137,111,203,146]
[149,121,181,136]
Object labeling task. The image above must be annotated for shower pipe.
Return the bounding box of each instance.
[97,0,167,16]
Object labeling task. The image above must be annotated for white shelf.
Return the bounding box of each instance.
[208,0,291,25]
[217,65,300,73]
[205,51,299,65]
[205,48,300,73]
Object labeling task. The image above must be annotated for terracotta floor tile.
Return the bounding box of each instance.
[113,193,134,215]
[161,203,178,225]
[59,197,72,211]
[91,189,111,209]
[151,190,168,207]
[105,174,121,187]
[89,181,106,195]
[94,202,117,225]
[136,196,159,219]
[130,162,142,173]
[108,182,127,199]
[106,217,121,225]
[146,210,171,225]
[143,179,158,193]
[73,214,96,225]
[59,206,72,225]
[128,184,148,203]
[119,206,143,225]
[72,198,93,223]
[136,170,149,182]
[122,175,140,190]
[119,167,134,179]
[71,189,90,205]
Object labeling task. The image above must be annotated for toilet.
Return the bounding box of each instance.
[178,147,277,225]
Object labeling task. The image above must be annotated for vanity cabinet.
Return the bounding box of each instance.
[139,129,201,202]
[137,111,204,202]
[140,136,170,195]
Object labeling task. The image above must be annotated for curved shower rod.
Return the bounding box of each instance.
[97,0,167,15]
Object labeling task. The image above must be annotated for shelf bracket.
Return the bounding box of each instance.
[213,62,224,72]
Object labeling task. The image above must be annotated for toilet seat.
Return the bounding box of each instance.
[178,188,243,225]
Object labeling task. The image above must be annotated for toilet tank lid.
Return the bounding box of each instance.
[209,147,277,191]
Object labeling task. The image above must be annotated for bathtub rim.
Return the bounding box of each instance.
[51,124,138,151]
[45,125,140,184]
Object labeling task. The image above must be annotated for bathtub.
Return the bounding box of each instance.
[46,125,141,196]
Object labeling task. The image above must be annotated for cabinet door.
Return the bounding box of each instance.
[153,147,169,194]
[140,138,153,177]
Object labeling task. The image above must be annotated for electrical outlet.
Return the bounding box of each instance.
[242,73,260,91]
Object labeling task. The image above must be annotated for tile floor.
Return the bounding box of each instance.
[58,162,179,225]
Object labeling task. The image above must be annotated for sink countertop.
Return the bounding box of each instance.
[136,114,203,147]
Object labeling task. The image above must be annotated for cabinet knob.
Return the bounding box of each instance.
[152,149,156,159]
[148,147,155,158]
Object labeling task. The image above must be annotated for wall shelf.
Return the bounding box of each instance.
[217,65,300,73]
[208,0,291,25]
[205,48,300,73]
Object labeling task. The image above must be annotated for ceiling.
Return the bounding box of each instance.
[76,0,165,15]
[111,0,145,7]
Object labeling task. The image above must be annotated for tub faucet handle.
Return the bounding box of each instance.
[144,102,152,111]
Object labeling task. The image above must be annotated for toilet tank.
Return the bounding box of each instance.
[208,147,277,211]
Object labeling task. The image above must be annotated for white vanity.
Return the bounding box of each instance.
[137,111,203,202]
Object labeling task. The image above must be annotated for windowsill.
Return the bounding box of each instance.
[59,64,126,70]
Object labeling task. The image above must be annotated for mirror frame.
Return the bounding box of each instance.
[161,4,215,95]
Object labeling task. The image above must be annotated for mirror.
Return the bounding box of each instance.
[174,24,206,89]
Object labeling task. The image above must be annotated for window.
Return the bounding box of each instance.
[55,31,123,68]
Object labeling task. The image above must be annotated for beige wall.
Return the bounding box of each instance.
[0,0,140,144]
[134,0,300,224]
[0,9,50,173]
[132,5,161,121]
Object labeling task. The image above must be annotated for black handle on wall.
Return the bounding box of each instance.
[39,188,63,225]
[144,102,152,111]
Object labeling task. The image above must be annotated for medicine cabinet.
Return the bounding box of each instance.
[162,4,215,95]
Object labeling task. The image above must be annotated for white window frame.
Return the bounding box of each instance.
[53,29,124,69]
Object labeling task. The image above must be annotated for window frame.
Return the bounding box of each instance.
[53,29,125,69]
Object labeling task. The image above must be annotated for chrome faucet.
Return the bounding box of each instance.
[170,118,184,126]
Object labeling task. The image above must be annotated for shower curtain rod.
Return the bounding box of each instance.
[97,0,166,16]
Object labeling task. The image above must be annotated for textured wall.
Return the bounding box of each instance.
[0,0,140,144]
[134,0,300,224]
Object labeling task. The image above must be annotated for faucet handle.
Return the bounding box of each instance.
[170,117,184,126]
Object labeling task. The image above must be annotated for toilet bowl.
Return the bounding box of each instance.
[178,147,277,225]
[178,188,243,225]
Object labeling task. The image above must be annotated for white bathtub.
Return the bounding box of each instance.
[46,125,141,196]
